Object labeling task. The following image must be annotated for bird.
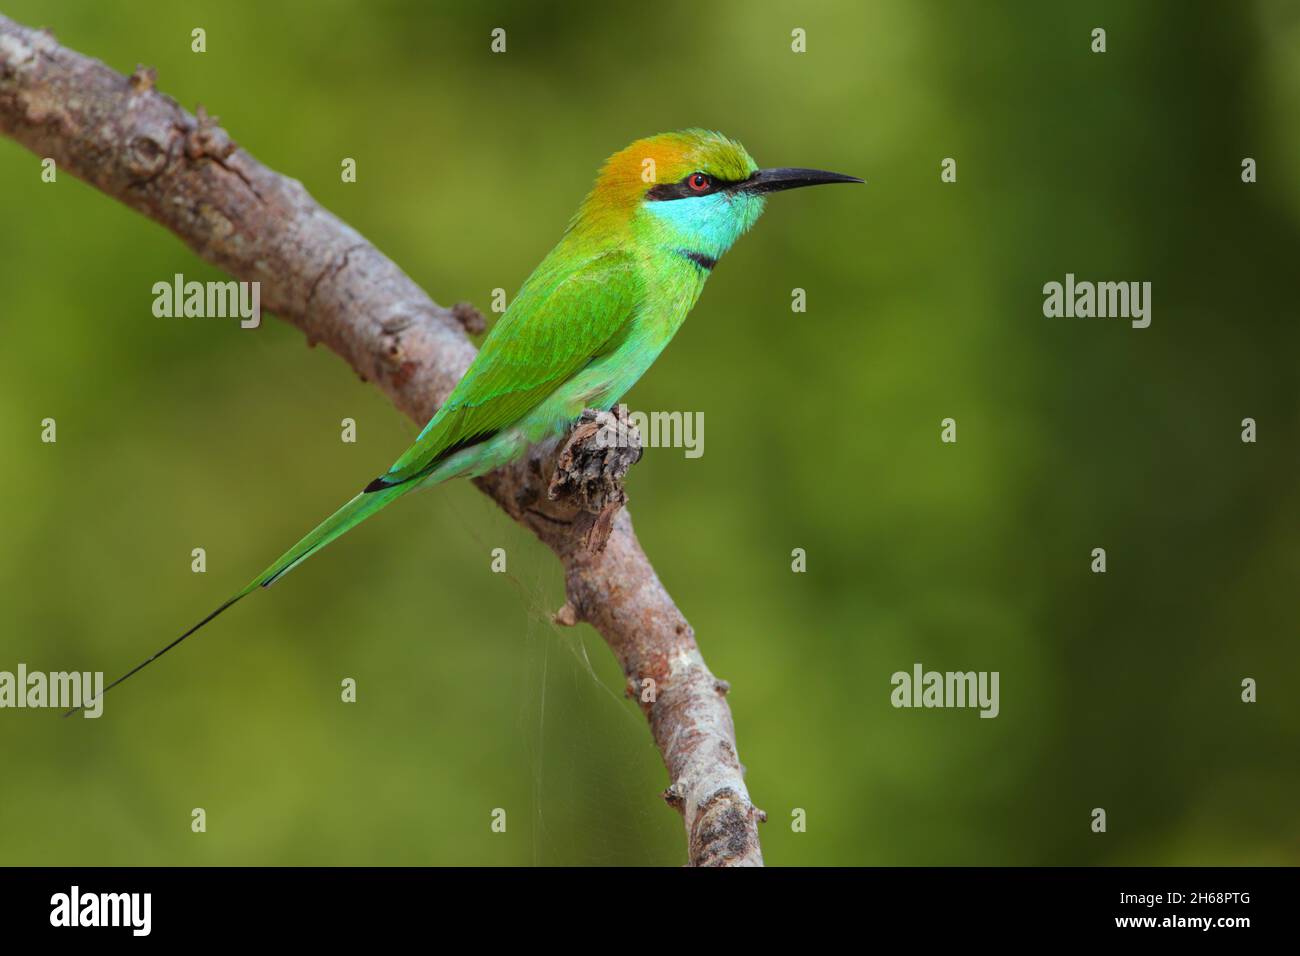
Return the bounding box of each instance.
[67,129,861,716]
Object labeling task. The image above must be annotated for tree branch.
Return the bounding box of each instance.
[0,14,764,865]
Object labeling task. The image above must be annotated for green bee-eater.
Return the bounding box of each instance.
[73,129,861,714]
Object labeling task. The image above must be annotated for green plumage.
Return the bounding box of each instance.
[72,130,860,714]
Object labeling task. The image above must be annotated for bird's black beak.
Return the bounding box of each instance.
[740,167,864,194]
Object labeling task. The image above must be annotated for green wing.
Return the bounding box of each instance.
[377,250,642,486]
[72,254,644,717]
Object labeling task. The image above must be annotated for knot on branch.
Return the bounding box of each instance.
[548,407,642,553]
[118,86,235,185]
[185,104,236,161]
[450,301,486,335]
[662,782,687,809]
[126,132,168,179]
[128,64,155,93]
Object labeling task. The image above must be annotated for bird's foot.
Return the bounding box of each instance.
[547,407,643,553]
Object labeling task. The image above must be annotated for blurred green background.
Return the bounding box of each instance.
[2,0,1297,866]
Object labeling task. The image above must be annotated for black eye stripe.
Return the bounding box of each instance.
[645,172,753,201]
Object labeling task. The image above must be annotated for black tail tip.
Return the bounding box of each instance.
[363,476,392,494]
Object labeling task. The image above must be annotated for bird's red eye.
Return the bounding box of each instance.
[688,173,711,192]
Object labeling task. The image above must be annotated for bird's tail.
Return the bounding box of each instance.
[251,480,416,591]
[64,479,418,717]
